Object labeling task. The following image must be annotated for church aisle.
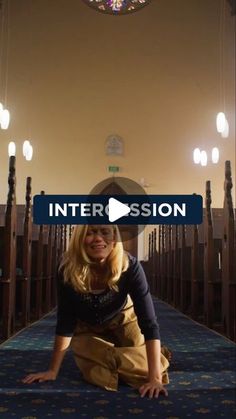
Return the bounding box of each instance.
[0,298,235,419]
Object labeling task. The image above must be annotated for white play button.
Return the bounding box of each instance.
[108,197,131,222]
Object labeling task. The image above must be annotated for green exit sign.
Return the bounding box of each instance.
[108,166,120,173]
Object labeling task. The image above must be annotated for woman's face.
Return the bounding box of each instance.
[84,225,115,262]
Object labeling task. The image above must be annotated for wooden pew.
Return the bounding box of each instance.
[0,156,17,340]
[13,184,57,326]
[0,161,64,341]
[156,225,175,304]
[146,160,235,342]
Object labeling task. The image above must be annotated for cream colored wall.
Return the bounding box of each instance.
[0,0,235,258]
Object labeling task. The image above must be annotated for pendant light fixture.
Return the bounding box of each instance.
[193,148,201,164]
[8,140,33,161]
[212,147,220,164]
[0,0,11,130]
[216,0,229,137]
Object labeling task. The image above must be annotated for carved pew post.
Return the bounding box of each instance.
[156,225,161,297]
[166,225,173,304]
[222,161,235,341]
[69,225,73,241]
[191,225,199,318]
[164,226,168,301]
[204,181,215,328]
[63,225,67,251]
[22,177,32,325]
[160,225,165,300]
[31,191,45,320]
[180,225,186,311]
[147,233,152,290]
[16,177,32,328]
[180,225,192,313]
[41,223,50,314]
[59,225,64,259]
[51,225,59,308]
[173,225,181,308]
[1,156,17,339]
[44,225,53,312]
[151,229,156,295]
[151,230,155,294]
[191,222,204,320]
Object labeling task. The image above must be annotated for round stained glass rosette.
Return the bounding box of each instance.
[82,0,152,15]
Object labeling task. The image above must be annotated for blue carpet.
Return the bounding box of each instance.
[0,298,235,418]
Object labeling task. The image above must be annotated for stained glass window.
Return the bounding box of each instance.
[82,0,152,15]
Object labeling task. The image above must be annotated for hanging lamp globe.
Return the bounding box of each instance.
[221,118,229,138]
[200,150,208,166]
[8,141,16,157]
[193,148,201,164]
[23,140,31,157]
[82,0,152,15]
[25,144,33,161]
[212,147,219,164]
[1,108,10,129]
[216,112,226,133]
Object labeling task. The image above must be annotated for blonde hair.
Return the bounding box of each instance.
[59,225,129,293]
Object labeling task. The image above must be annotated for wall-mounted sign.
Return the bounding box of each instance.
[108,166,120,173]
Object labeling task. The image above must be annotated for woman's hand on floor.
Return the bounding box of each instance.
[22,370,57,384]
[139,378,168,399]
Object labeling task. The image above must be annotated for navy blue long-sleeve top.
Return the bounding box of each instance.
[56,254,160,341]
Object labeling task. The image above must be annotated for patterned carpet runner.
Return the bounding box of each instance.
[0,298,235,418]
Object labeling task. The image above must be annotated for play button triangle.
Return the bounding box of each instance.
[108,197,131,222]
